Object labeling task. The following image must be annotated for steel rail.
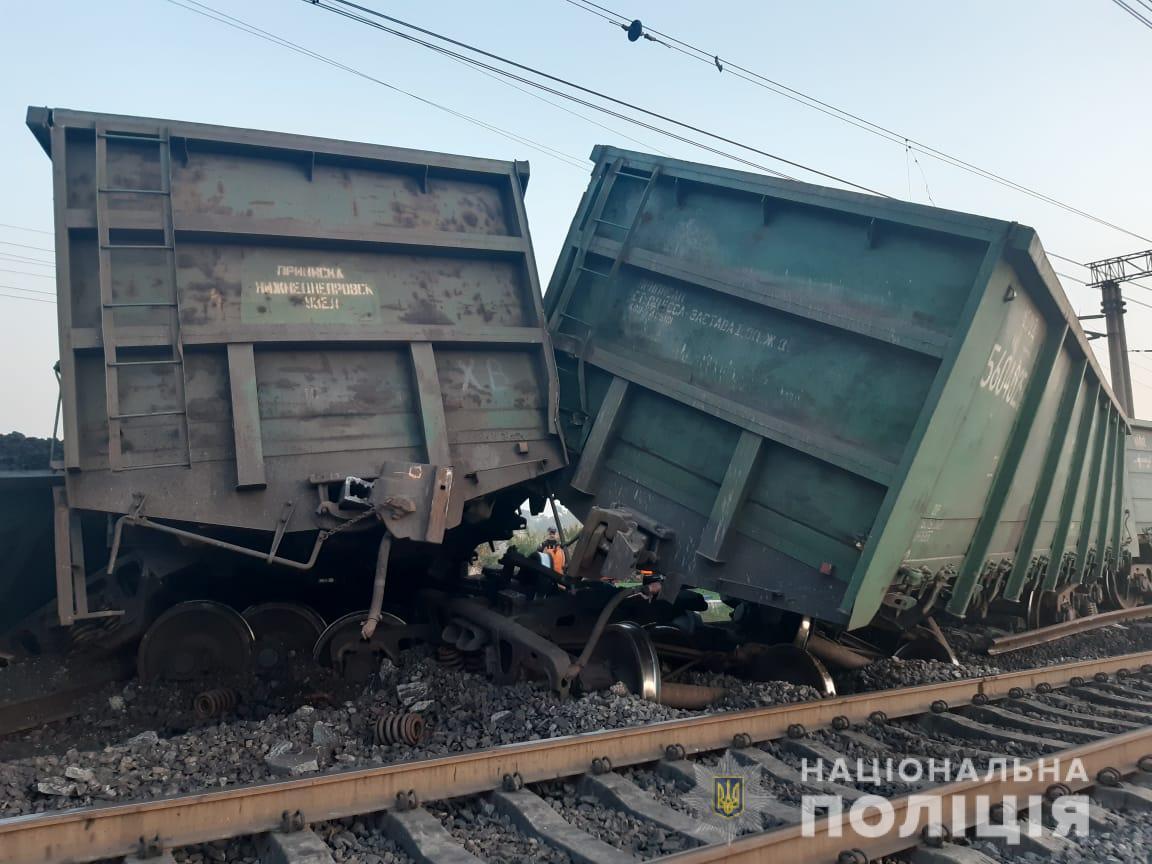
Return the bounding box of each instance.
[4,649,1152,863]
[988,604,1152,654]
[660,725,1152,863]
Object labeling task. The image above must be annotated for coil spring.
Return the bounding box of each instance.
[374,712,426,746]
[193,688,239,720]
[436,645,463,669]
[70,617,120,645]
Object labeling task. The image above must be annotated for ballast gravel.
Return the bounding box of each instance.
[835,657,1003,694]
[949,620,1152,672]
[313,818,413,864]
[971,809,1152,864]
[0,648,818,817]
[7,612,1152,834]
[172,838,261,864]
[168,818,412,864]
[535,780,701,858]
[429,797,571,864]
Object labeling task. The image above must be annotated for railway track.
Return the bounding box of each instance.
[5,652,1152,864]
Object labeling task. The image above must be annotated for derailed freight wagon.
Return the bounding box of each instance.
[20,107,565,672]
[1127,419,1152,566]
[548,146,1138,658]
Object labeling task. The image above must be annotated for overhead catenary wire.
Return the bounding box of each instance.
[561,0,1152,246]
[305,0,910,192]
[27,0,1152,401]
[0,267,54,279]
[300,0,796,182]
[169,0,674,177]
[309,0,1151,297]
[0,253,54,268]
[1110,0,1152,29]
[0,291,54,305]
[0,222,53,236]
[164,0,589,172]
[1050,252,1089,268]
[0,239,54,254]
[1129,359,1152,385]
[0,283,55,297]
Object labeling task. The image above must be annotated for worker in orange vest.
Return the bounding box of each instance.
[540,526,567,574]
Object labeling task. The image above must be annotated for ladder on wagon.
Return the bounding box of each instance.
[551,160,662,422]
[94,123,192,471]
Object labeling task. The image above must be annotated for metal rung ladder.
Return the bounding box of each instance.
[585,163,661,286]
[95,125,192,471]
[555,162,662,418]
[559,161,662,322]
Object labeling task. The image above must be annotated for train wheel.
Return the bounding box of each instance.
[1103,569,1148,610]
[589,621,661,701]
[1028,589,1075,629]
[242,603,326,672]
[137,600,254,683]
[312,610,407,682]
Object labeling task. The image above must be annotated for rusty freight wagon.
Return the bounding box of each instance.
[548,147,1138,667]
[22,107,564,675]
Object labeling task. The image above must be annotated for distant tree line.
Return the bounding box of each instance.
[0,432,62,470]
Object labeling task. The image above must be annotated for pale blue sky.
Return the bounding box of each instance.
[1,0,1149,434]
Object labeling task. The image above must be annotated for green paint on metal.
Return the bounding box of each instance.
[945,323,1068,617]
[1110,420,1127,563]
[1075,407,1113,582]
[1004,357,1087,600]
[698,430,763,563]
[548,147,1130,629]
[841,245,1012,629]
[1044,385,1102,590]
[1106,413,1126,563]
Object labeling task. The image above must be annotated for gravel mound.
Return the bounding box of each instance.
[0,647,819,818]
[679,671,820,709]
[0,658,351,762]
[979,622,1152,672]
[836,657,1002,694]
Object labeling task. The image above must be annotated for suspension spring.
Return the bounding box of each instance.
[374,712,427,746]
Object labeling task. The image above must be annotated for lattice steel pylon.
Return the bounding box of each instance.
[1086,249,1152,417]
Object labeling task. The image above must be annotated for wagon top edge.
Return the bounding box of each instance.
[26,106,532,187]
[585,143,1131,424]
